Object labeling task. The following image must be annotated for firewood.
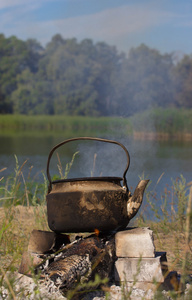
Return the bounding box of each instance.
[44,235,115,293]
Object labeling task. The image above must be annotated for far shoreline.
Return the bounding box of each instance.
[0,108,192,142]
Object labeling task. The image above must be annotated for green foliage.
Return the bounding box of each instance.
[0,34,192,116]
[0,34,43,113]
[174,54,192,108]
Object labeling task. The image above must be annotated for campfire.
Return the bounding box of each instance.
[19,229,116,295]
[18,137,178,298]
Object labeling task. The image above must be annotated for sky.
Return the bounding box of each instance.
[1,0,192,55]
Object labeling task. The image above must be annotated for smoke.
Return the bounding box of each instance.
[76,140,128,179]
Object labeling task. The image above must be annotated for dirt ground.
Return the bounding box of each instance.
[0,205,191,275]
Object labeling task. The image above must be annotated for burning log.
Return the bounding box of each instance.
[44,235,116,293]
[19,231,116,296]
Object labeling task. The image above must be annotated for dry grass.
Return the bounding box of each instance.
[0,204,191,274]
[0,205,48,270]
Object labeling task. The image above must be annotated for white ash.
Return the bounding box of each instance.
[1,273,192,300]
[0,273,65,300]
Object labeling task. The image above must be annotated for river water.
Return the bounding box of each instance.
[0,133,191,219]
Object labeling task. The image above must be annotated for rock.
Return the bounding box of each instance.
[28,230,70,254]
[18,251,44,276]
[115,227,155,258]
[114,252,168,283]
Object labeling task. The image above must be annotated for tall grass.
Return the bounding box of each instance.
[0,157,48,274]
[0,156,47,207]
[1,108,192,140]
[136,174,192,274]
[0,115,132,137]
[131,108,192,139]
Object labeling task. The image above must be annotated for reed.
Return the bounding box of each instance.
[1,108,192,140]
[0,115,132,137]
[131,108,192,140]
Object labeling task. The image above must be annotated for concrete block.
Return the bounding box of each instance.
[115,227,155,258]
[114,252,168,283]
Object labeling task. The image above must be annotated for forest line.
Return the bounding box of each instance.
[0,33,192,116]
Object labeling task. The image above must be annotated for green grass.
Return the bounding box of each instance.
[0,115,133,138]
[1,108,192,140]
[130,108,192,138]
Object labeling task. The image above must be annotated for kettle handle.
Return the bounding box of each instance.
[46,137,130,193]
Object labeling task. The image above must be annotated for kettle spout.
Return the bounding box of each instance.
[127,179,149,220]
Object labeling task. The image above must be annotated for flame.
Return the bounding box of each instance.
[94,228,100,237]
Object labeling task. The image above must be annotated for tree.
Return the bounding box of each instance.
[38,38,122,116]
[110,44,175,116]
[173,55,192,108]
[1,33,191,116]
[0,35,43,113]
[12,69,54,114]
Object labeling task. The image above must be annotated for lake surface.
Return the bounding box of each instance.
[0,133,191,219]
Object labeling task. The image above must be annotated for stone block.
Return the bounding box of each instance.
[28,230,56,253]
[115,227,155,258]
[18,251,43,275]
[28,230,70,254]
[114,252,168,283]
